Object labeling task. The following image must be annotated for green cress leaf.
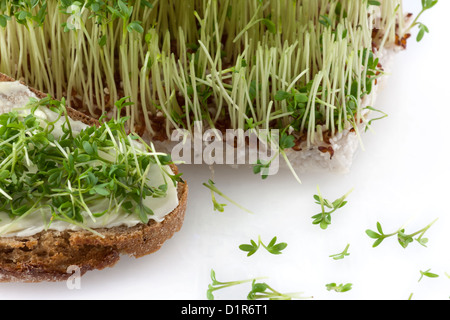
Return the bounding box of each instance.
[416,23,429,42]
[368,0,381,6]
[279,133,295,150]
[127,21,144,34]
[82,141,94,155]
[274,90,291,101]
[0,14,11,28]
[329,244,350,260]
[418,269,439,282]
[262,18,276,34]
[326,283,353,293]
[319,14,332,28]
[239,241,259,257]
[294,93,308,103]
[252,159,271,180]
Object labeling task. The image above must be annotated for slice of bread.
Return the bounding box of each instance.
[0,73,188,282]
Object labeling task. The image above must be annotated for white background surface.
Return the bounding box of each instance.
[1,1,449,300]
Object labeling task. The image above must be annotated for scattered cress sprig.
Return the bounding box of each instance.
[406,0,438,42]
[311,186,354,230]
[207,269,311,300]
[203,179,254,214]
[326,283,353,293]
[365,218,438,248]
[329,244,351,260]
[239,235,287,257]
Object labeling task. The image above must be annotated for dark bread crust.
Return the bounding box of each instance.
[0,73,188,282]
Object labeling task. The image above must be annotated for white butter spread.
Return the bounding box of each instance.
[0,81,179,237]
[0,81,37,113]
